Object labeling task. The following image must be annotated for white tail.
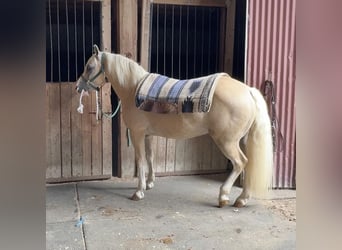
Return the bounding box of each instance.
[244,87,273,198]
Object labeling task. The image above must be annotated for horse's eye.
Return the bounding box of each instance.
[86,64,93,72]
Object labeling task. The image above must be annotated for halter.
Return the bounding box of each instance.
[80,53,106,91]
[77,52,121,120]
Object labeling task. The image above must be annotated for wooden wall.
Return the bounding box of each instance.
[46,82,112,182]
[46,0,233,181]
[46,0,112,183]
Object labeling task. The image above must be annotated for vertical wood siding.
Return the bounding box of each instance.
[46,83,112,182]
[246,0,296,188]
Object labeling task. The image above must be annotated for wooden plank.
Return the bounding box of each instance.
[91,91,102,176]
[155,137,167,173]
[151,0,227,7]
[60,84,72,178]
[71,82,83,177]
[140,0,152,69]
[118,0,138,177]
[120,122,136,177]
[210,139,220,170]
[174,139,185,172]
[81,90,92,177]
[190,137,202,171]
[211,139,227,171]
[165,138,176,172]
[183,139,193,172]
[201,135,212,170]
[223,0,236,75]
[118,0,137,55]
[101,0,111,52]
[99,0,112,176]
[101,83,112,175]
[46,84,62,179]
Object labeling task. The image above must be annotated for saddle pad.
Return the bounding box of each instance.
[135,73,227,114]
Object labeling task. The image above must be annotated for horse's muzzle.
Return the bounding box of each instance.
[75,85,82,93]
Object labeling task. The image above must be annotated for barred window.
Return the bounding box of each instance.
[46,0,101,82]
[150,4,223,79]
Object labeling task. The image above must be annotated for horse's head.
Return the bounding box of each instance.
[76,44,105,93]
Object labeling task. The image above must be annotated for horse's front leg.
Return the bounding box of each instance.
[131,131,147,201]
[145,135,155,190]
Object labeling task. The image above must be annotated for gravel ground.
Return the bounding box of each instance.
[264,198,296,222]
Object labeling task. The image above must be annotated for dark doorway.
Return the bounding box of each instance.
[149,4,224,78]
[232,0,247,82]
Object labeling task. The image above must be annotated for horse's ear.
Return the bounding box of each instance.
[93,44,100,56]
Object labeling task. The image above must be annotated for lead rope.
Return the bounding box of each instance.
[77,87,121,121]
[77,90,85,114]
[262,80,284,152]
[95,89,121,120]
[95,90,100,120]
[94,91,130,146]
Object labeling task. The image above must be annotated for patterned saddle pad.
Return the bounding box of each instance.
[135,73,226,114]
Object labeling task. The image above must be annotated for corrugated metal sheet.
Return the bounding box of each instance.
[246,0,296,188]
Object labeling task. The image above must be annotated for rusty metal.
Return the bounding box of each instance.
[246,0,296,188]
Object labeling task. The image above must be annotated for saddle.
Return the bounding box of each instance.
[135,73,227,114]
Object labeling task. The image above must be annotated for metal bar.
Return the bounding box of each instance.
[156,4,159,72]
[171,5,174,77]
[57,0,61,82]
[163,4,166,75]
[74,0,78,80]
[178,5,182,78]
[151,0,226,7]
[48,0,53,82]
[186,5,189,78]
[193,7,196,75]
[208,8,211,74]
[66,0,70,82]
[91,1,94,47]
[200,7,204,75]
[244,0,249,82]
[82,0,85,66]
[148,1,153,71]
[214,8,219,71]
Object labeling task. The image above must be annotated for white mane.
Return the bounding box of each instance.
[108,53,148,88]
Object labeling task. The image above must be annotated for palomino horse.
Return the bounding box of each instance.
[76,45,273,208]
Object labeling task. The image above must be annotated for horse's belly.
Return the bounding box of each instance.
[146,114,209,139]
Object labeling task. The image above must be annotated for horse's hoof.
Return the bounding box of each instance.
[131,191,144,201]
[219,200,229,208]
[233,199,246,208]
[146,181,154,190]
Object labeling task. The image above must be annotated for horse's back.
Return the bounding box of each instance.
[213,75,253,106]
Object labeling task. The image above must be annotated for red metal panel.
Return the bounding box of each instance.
[246,0,296,188]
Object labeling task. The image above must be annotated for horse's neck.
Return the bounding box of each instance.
[104,53,147,100]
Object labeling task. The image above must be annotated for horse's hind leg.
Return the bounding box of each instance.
[145,135,155,190]
[234,183,252,207]
[230,136,252,207]
[212,138,247,208]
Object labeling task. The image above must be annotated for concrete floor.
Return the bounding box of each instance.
[46,174,296,250]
